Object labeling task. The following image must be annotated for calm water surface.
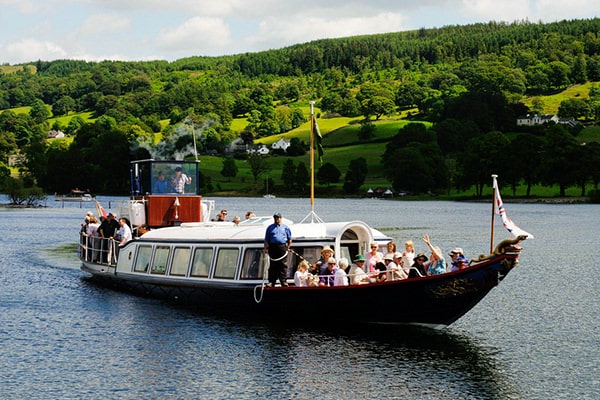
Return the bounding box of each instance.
[0,196,597,399]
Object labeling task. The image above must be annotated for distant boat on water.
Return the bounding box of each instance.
[55,189,93,202]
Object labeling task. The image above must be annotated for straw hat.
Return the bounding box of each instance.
[321,246,334,255]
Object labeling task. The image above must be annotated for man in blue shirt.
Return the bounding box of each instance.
[264,212,292,287]
[153,171,173,193]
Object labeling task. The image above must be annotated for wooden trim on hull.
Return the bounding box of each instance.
[81,252,519,327]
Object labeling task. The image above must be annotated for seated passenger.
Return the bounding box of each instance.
[408,252,428,278]
[422,234,446,275]
[313,246,334,276]
[366,242,383,276]
[319,257,337,287]
[334,257,349,286]
[212,209,228,221]
[448,247,469,272]
[374,262,387,283]
[348,254,370,285]
[294,260,312,287]
[385,252,408,280]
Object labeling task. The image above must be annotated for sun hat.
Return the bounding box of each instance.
[448,247,464,256]
[321,246,334,255]
[413,252,429,262]
[353,254,365,262]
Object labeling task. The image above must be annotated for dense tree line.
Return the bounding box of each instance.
[1,18,600,197]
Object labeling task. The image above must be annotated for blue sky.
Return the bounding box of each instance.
[1,0,598,65]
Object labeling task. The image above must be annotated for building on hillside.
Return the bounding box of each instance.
[516,114,559,126]
[247,145,269,155]
[228,137,247,153]
[271,138,290,151]
[47,129,65,138]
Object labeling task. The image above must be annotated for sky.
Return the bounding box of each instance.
[1,0,599,65]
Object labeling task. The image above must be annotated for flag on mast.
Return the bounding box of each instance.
[493,176,534,239]
[313,114,323,164]
[94,199,108,219]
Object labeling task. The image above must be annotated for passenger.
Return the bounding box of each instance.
[408,252,428,278]
[400,240,415,275]
[385,252,408,281]
[81,215,90,235]
[313,246,334,276]
[366,242,383,277]
[294,260,311,287]
[422,234,446,275]
[212,209,228,221]
[245,211,256,219]
[116,217,132,246]
[448,247,469,272]
[264,212,292,287]
[86,216,100,262]
[99,213,119,239]
[153,171,174,193]
[319,257,337,287]
[334,257,350,286]
[172,166,192,194]
[232,215,241,225]
[386,240,397,254]
[374,262,387,283]
[348,254,370,285]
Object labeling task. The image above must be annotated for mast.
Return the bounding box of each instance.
[300,101,323,223]
[310,101,316,210]
[490,174,497,253]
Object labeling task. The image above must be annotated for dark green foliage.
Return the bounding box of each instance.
[343,157,368,194]
[317,162,341,186]
[220,157,238,178]
[2,18,600,196]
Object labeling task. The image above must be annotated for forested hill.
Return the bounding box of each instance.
[1,18,600,198]
[232,18,600,77]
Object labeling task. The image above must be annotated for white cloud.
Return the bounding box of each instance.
[76,13,131,36]
[156,17,231,53]
[2,38,67,63]
[250,12,407,49]
[2,0,600,63]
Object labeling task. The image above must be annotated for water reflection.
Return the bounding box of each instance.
[111,304,522,400]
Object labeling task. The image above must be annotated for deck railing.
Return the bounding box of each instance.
[79,234,118,266]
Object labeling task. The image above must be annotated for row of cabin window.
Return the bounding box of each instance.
[132,245,324,280]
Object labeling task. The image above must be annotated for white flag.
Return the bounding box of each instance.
[493,176,534,239]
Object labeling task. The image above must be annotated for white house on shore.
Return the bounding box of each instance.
[270,138,290,151]
[247,145,270,155]
[516,114,581,127]
[516,114,559,126]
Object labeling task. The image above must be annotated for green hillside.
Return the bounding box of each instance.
[2,18,600,199]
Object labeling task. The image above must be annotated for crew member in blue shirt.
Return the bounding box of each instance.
[264,212,292,287]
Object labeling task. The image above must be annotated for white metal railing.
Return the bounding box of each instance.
[79,233,118,266]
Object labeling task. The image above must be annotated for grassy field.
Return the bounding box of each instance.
[3,87,599,198]
[521,82,597,114]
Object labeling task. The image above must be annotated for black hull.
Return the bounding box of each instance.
[82,253,518,328]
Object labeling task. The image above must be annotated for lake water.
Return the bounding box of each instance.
[0,196,597,399]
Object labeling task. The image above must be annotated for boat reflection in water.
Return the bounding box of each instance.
[79,159,530,329]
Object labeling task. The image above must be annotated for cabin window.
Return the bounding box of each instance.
[170,247,191,276]
[240,249,266,279]
[214,248,239,279]
[288,246,322,277]
[134,245,152,273]
[151,246,170,274]
[191,247,213,277]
